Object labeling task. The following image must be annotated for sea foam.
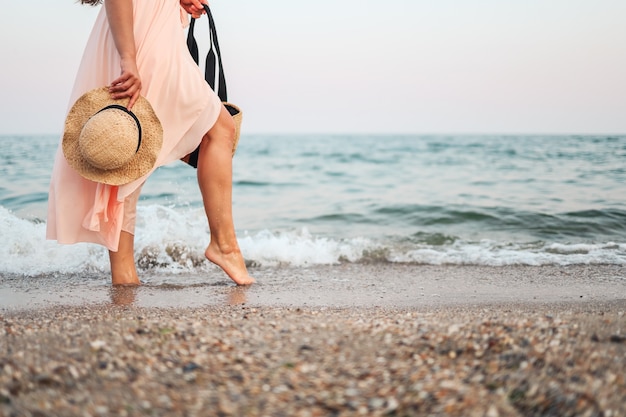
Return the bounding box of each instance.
[1,205,625,279]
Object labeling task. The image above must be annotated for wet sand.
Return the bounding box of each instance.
[1,264,624,310]
[1,265,625,416]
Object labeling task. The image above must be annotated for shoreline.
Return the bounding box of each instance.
[1,264,625,312]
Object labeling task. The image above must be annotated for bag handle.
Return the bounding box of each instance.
[183,5,239,168]
[186,4,228,102]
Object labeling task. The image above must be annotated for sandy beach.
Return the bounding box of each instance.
[1,265,625,416]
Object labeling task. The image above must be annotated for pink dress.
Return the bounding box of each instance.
[47,0,222,251]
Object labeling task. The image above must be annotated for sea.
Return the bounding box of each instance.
[1,134,625,284]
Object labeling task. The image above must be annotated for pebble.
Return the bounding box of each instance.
[0,303,624,416]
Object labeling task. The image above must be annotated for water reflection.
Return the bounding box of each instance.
[109,286,138,306]
[227,286,248,305]
[106,284,249,307]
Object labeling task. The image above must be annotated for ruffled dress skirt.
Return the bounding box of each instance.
[47,0,222,251]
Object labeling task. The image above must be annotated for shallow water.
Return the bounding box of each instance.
[1,134,625,281]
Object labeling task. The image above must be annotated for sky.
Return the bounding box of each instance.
[1,0,625,135]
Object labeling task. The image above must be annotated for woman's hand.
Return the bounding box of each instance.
[109,57,142,110]
[180,0,208,19]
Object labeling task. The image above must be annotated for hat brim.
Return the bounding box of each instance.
[62,87,163,186]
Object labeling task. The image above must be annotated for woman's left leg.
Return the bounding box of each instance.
[197,106,254,286]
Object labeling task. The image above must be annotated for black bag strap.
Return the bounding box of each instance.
[186,4,228,102]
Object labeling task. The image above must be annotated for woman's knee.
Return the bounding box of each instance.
[203,106,236,150]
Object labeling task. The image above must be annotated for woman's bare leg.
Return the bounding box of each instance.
[109,230,140,286]
[197,106,254,285]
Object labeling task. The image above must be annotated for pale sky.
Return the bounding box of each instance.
[1,0,625,135]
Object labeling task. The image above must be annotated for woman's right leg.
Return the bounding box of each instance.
[109,184,143,286]
[109,230,140,286]
[197,106,254,286]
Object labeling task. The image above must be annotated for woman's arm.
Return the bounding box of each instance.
[105,0,141,109]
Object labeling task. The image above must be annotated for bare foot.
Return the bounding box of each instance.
[205,243,255,286]
[110,262,140,286]
[111,276,140,286]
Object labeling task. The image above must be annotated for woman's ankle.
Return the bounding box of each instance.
[111,272,140,286]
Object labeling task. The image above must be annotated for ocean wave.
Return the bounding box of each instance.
[370,204,626,241]
[1,205,625,279]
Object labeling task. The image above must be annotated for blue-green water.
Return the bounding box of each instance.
[1,134,625,277]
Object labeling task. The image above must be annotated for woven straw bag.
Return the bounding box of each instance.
[181,4,242,168]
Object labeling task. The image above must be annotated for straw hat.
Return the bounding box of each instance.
[62,87,163,186]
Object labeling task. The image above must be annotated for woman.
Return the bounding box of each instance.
[47,0,254,286]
